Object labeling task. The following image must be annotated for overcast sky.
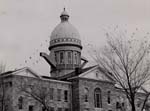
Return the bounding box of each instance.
[0,0,150,75]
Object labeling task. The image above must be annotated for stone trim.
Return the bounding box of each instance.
[50,38,81,46]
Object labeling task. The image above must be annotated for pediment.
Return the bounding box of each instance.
[12,67,41,78]
[79,66,113,82]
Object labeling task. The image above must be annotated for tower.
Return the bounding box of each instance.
[40,8,87,77]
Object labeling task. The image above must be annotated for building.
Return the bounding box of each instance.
[0,9,149,111]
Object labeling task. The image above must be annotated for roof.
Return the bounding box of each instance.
[0,67,41,78]
[40,76,71,84]
[49,9,82,49]
[50,22,81,40]
[57,65,98,81]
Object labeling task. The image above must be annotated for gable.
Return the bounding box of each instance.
[79,66,113,82]
[12,67,41,78]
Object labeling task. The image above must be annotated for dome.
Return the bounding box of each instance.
[50,22,81,40]
[49,9,82,50]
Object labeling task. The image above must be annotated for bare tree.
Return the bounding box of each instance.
[92,30,150,111]
[19,78,52,111]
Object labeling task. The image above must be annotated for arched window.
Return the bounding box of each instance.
[84,88,89,102]
[94,88,102,108]
[60,52,64,64]
[18,96,23,109]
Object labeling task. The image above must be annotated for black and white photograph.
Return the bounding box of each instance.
[0,0,150,111]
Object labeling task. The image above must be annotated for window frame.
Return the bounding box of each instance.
[50,88,54,100]
[107,91,111,104]
[67,51,72,64]
[84,88,89,102]
[74,52,78,64]
[94,88,102,108]
[28,105,34,111]
[64,90,68,102]
[57,89,62,101]
[60,51,64,64]
[18,96,23,109]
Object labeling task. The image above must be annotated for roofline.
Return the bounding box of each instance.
[77,65,114,81]
[67,65,99,80]
[13,74,72,84]
[68,76,115,84]
[57,65,97,80]
[13,67,42,78]
[0,67,42,79]
[40,77,72,84]
[78,65,98,77]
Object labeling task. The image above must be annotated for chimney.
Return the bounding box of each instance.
[75,67,82,75]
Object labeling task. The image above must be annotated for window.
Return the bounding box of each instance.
[50,107,54,111]
[4,105,9,111]
[64,90,68,102]
[68,51,72,64]
[18,96,23,109]
[29,105,33,111]
[55,53,57,64]
[74,52,78,64]
[4,82,12,87]
[116,102,121,109]
[60,52,64,64]
[137,101,141,108]
[107,91,111,104]
[94,88,102,108]
[136,99,141,108]
[9,82,12,87]
[50,88,54,100]
[42,107,45,111]
[84,88,89,102]
[57,108,62,111]
[57,89,61,101]
[64,108,69,111]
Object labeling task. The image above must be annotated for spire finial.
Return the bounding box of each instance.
[60,7,69,22]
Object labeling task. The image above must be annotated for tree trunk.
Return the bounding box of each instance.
[131,101,136,111]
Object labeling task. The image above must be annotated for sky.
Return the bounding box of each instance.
[0,0,150,76]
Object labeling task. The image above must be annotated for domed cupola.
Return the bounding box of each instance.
[40,9,86,78]
[49,8,82,50]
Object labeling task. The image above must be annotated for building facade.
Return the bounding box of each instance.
[0,9,149,111]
